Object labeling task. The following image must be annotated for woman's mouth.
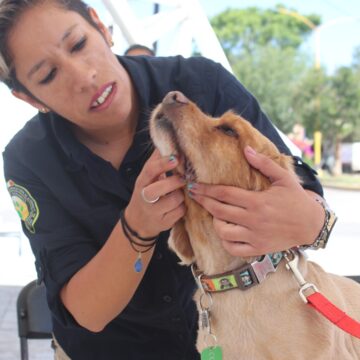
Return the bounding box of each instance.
[90,82,116,111]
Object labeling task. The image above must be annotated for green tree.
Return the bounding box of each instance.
[211,6,320,56]
[293,66,360,175]
[351,46,360,72]
[292,68,330,135]
[232,46,308,133]
[210,5,360,175]
[351,46,360,141]
[330,67,360,174]
[210,6,320,133]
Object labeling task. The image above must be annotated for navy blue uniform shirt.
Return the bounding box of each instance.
[3,55,323,360]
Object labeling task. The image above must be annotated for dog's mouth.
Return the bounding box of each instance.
[183,156,197,183]
[155,113,197,183]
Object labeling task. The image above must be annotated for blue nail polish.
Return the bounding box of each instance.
[187,183,198,190]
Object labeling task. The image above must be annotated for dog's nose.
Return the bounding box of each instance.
[163,91,189,107]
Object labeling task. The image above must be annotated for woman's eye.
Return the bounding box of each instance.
[216,124,238,138]
[39,68,57,85]
[37,37,86,85]
[71,36,87,53]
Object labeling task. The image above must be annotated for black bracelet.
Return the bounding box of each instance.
[119,210,157,273]
[120,214,156,249]
[120,210,158,242]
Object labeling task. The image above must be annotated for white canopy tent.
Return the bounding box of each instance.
[102,0,232,72]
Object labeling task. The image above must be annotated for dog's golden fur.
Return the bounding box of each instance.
[150,91,360,359]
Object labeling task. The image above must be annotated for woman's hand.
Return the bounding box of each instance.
[188,146,325,257]
[125,150,186,238]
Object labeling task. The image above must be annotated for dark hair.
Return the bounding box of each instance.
[0,0,98,93]
[124,44,155,56]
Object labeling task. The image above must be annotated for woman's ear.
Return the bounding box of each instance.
[168,219,195,265]
[11,90,49,113]
[87,7,113,47]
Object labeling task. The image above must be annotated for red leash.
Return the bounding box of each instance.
[284,250,360,339]
[307,292,360,338]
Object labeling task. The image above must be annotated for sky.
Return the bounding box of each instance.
[198,0,360,73]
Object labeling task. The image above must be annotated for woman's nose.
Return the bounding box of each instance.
[66,59,97,92]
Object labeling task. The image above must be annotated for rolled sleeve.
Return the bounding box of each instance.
[3,151,99,329]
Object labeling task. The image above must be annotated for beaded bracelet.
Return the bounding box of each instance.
[119,210,158,273]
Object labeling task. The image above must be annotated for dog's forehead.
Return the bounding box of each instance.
[219,112,244,125]
[218,113,254,135]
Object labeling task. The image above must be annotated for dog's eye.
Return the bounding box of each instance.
[216,125,238,138]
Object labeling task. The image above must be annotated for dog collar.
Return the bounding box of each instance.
[192,252,283,293]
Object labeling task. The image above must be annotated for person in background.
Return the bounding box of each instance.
[124,43,155,56]
[0,0,333,359]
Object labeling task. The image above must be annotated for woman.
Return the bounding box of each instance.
[1,0,330,359]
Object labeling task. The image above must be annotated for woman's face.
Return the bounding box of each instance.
[9,2,135,130]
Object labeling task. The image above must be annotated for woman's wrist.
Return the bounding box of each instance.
[124,207,160,240]
[120,210,158,273]
[301,191,337,250]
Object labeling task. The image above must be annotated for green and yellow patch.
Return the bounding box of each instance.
[7,180,39,233]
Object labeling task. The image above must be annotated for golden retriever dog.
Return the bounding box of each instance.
[149,91,360,360]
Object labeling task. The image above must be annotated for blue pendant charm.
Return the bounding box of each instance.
[134,255,143,273]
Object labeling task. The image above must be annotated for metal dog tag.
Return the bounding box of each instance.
[201,346,223,360]
[200,309,210,330]
[252,255,276,283]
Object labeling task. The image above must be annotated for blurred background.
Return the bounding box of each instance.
[1,1,360,358]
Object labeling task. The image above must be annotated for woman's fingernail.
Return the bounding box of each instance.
[169,154,177,163]
[245,146,257,156]
[187,183,198,191]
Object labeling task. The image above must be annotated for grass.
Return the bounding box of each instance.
[319,172,360,190]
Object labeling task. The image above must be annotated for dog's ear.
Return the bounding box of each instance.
[169,219,195,265]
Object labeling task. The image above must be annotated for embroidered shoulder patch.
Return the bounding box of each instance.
[7,180,39,233]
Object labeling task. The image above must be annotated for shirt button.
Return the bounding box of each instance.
[156,252,163,260]
[125,167,133,176]
[171,316,181,322]
[163,295,172,303]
